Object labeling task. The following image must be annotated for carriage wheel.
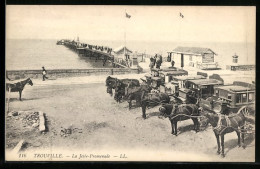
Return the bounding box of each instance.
[238,106,255,134]
[238,106,255,116]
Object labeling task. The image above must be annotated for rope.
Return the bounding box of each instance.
[163,112,204,119]
[169,113,204,120]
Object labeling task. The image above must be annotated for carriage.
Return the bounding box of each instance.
[199,81,255,116]
[144,67,188,90]
[171,77,224,104]
[164,75,206,96]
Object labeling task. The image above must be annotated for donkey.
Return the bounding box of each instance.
[105,76,140,97]
[124,82,152,109]
[159,104,200,135]
[140,92,170,119]
[6,78,33,101]
[200,108,250,158]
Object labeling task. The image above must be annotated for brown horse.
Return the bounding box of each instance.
[113,78,140,103]
[159,104,200,135]
[6,78,33,101]
[200,109,249,158]
[105,76,140,97]
[124,81,152,109]
[140,92,170,119]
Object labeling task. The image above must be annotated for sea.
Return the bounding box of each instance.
[6,39,255,70]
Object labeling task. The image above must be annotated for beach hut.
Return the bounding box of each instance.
[113,46,132,58]
[169,47,218,70]
[113,46,133,67]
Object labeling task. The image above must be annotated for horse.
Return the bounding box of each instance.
[114,79,141,103]
[139,92,170,119]
[199,109,249,158]
[106,76,118,96]
[105,76,140,97]
[114,81,126,103]
[6,78,33,101]
[159,104,200,135]
[124,82,152,109]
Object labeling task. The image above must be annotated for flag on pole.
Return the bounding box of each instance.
[126,12,131,18]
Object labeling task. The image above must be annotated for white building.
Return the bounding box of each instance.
[170,47,218,70]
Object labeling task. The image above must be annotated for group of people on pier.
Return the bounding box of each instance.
[79,43,113,54]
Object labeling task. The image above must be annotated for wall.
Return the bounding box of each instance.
[172,53,191,67]
[6,68,140,79]
[202,53,214,63]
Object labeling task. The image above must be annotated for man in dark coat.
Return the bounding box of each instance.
[156,55,162,69]
[149,57,155,72]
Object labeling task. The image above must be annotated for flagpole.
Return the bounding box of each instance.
[124,9,126,57]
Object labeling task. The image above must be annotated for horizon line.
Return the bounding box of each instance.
[5,38,254,44]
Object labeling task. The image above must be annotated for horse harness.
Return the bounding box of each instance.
[213,114,232,134]
[169,104,198,120]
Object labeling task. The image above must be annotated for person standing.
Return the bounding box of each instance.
[171,60,175,67]
[156,55,162,69]
[149,57,154,72]
[42,66,48,81]
[153,54,157,67]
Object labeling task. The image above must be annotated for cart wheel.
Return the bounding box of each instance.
[238,106,255,116]
[238,106,249,116]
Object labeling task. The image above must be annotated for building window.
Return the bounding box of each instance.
[189,55,192,61]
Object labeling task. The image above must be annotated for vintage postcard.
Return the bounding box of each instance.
[5,5,255,162]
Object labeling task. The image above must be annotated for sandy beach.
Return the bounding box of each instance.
[5,67,255,162]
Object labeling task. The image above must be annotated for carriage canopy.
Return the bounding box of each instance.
[214,82,255,109]
[185,79,224,99]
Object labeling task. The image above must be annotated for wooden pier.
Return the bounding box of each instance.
[61,39,130,68]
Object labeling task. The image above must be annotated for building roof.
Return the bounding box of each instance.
[113,46,133,54]
[172,75,206,81]
[187,79,223,86]
[172,46,217,56]
[161,70,188,76]
[215,85,255,92]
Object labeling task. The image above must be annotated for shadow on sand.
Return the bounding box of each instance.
[178,123,197,134]
[147,111,162,118]
[220,133,255,155]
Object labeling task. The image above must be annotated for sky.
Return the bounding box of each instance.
[6,5,256,43]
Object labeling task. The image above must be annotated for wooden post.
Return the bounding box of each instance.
[39,111,46,132]
[12,140,25,154]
